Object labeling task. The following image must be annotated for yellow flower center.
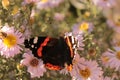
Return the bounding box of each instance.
[79,68,91,79]
[103,0,107,1]
[113,15,120,27]
[115,22,120,27]
[116,51,120,60]
[41,0,48,3]
[116,41,120,46]
[12,6,19,15]
[30,58,39,67]
[2,0,9,10]
[3,34,17,48]
[84,11,90,17]
[88,48,96,56]
[79,22,89,31]
[101,56,109,63]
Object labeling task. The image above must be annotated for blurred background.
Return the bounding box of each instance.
[0,0,120,80]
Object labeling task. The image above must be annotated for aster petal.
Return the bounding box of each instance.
[20,59,30,66]
[103,48,120,71]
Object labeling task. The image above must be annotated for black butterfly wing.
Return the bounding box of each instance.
[24,37,46,58]
[24,37,73,70]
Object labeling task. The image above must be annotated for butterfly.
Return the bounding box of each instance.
[24,33,78,70]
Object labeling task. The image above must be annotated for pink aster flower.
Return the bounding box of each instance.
[107,19,120,33]
[23,0,38,4]
[50,0,64,7]
[70,54,103,80]
[54,13,65,21]
[102,76,112,80]
[110,32,120,50]
[21,50,46,78]
[101,52,110,68]
[20,25,31,39]
[102,47,120,71]
[0,25,24,58]
[102,74,119,80]
[69,53,86,78]
[36,0,64,10]
[60,53,85,76]
[92,0,116,9]
[75,34,85,50]
[72,22,94,35]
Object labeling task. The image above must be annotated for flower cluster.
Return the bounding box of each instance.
[0,0,120,80]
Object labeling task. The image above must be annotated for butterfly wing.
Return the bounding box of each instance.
[24,36,73,70]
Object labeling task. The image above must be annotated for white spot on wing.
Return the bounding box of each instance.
[33,37,38,44]
[31,45,34,48]
[71,36,74,44]
[73,45,76,49]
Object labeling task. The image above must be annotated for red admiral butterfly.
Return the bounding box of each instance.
[24,34,78,70]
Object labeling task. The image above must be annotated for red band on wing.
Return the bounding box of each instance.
[67,64,73,71]
[37,37,50,57]
[65,37,74,58]
[45,63,61,70]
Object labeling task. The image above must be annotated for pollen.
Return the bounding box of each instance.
[79,22,89,31]
[79,68,91,79]
[30,58,39,67]
[3,34,17,48]
[103,0,108,1]
[12,6,19,15]
[101,56,109,63]
[2,0,9,10]
[116,41,120,46]
[41,0,48,3]
[116,51,120,60]
[115,22,120,27]
[84,11,90,17]
[88,48,96,56]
